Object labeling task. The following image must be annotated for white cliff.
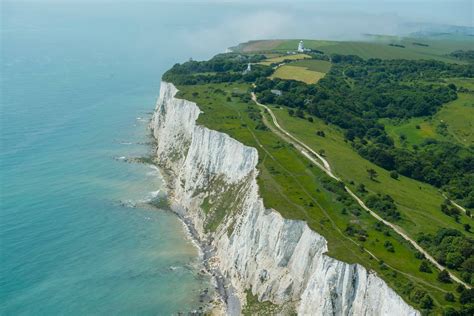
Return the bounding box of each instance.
[151,81,420,316]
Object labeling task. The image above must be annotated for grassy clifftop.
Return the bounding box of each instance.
[164,36,474,314]
[233,36,474,63]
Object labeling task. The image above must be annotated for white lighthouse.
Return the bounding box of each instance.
[297,40,304,52]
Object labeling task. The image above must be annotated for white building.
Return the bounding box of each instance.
[297,40,305,52]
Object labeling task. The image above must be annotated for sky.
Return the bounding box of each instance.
[6,0,471,27]
[2,0,472,58]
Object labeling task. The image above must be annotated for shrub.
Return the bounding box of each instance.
[444,292,455,302]
[437,270,451,283]
[384,240,395,253]
[390,170,399,180]
[419,260,432,273]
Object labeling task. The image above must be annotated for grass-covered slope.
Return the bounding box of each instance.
[235,36,474,63]
[162,40,474,314]
[383,79,474,148]
[175,82,465,314]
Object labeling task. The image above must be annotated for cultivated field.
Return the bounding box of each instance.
[258,53,310,66]
[270,65,325,84]
[290,59,332,73]
[236,37,473,63]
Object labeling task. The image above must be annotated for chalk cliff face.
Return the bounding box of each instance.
[151,81,420,316]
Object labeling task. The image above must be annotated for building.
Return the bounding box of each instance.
[297,40,311,53]
[271,89,282,96]
[297,40,305,52]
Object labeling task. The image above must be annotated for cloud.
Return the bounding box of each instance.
[175,10,296,55]
[174,7,410,56]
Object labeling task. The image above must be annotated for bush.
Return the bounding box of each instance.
[365,194,401,221]
[460,288,474,305]
[419,260,432,273]
[390,170,399,180]
[420,294,434,309]
[438,270,451,283]
[443,307,459,316]
[384,240,395,253]
[445,292,455,302]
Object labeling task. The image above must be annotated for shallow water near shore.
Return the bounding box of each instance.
[0,2,236,314]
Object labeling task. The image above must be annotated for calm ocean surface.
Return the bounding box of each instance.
[0,2,254,314]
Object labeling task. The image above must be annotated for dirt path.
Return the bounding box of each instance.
[251,92,471,289]
[441,192,470,215]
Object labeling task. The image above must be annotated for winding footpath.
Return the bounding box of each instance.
[251,92,471,289]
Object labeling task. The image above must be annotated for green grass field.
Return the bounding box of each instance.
[270,107,473,238]
[290,59,332,73]
[436,93,474,146]
[270,65,326,84]
[258,53,310,66]
[175,82,466,312]
[236,37,473,63]
[383,78,474,148]
[382,117,440,147]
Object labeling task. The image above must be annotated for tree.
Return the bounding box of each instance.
[461,271,471,283]
[456,284,466,293]
[419,260,432,273]
[464,223,471,232]
[446,252,464,269]
[367,168,378,181]
[288,109,295,116]
[384,240,395,252]
[420,294,434,309]
[438,270,451,283]
[445,292,455,302]
[462,258,474,273]
[357,183,367,193]
[460,288,474,305]
[443,307,459,316]
[296,108,305,118]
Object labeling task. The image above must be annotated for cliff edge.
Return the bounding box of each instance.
[150,81,420,316]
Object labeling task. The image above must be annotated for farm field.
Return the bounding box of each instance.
[235,37,473,62]
[258,53,310,66]
[270,65,325,84]
[290,59,332,73]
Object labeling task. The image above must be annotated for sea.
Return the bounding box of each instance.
[0,1,259,314]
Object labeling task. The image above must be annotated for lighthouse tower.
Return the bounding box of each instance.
[297,40,304,52]
[243,63,251,74]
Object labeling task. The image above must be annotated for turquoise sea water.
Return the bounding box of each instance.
[0,2,257,314]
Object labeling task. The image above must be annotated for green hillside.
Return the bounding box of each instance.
[163,36,474,314]
[235,36,474,62]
